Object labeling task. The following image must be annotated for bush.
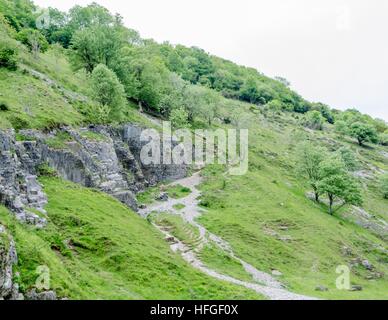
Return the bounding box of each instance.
[8,115,29,130]
[0,38,18,70]
[16,29,49,55]
[90,64,126,121]
[169,107,190,128]
[303,110,325,130]
[0,101,10,111]
[379,174,388,199]
[379,132,388,146]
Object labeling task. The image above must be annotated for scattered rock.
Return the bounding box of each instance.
[156,193,169,202]
[138,204,147,209]
[278,235,293,242]
[165,237,177,244]
[350,285,363,292]
[341,246,353,257]
[25,289,57,300]
[271,270,283,276]
[315,285,328,292]
[362,260,373,271]
[0,225,21,300]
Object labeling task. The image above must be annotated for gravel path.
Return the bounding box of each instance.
[140,172,317,300]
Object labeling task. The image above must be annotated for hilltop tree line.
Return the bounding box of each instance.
[0,0,387,143]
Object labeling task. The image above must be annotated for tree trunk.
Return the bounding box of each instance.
[358,138,363,146]
[138,101,143,113]
[329,194,334,215]
[312,186,319,202]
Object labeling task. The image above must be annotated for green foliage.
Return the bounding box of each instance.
[16,29,49,55]
[349,122,379,146]
[0,0,37,31]
[90,64,126,121]
[311,103,334,124]
[296,142,328,202]
[303,110,325,130]
[379,131,388,146]
[70,25,124,73]
[334,120,348,136]
[0,100,9,111]
[0,36,18,70]
[169,106,189,128]
[337,147,358,172]
[378,174,388,199]
[45,131,73,149]
[317,156,362,214]
[37,163,57,177]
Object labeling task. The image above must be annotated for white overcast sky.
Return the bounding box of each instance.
[34,0,388,121]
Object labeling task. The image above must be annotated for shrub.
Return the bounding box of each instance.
[0,38,18,70]
[379,132,388,146]
[303,110,325,130]
[90,64,126,122]
[349,122,378,146]
[16,29,49,55]
[8,115,29,130]
[169,107,190,128]
[379,174,388,199]
[38,163,58,177]
[0,101,10,111]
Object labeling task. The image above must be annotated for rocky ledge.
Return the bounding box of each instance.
[0,124,188,227]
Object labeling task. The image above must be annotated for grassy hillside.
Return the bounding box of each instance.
[0,0,387,300]
[197,110,388,299]
[0,177,264,299]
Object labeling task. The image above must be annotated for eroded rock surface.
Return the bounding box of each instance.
[0,124,188,221]
[0,225,20,300]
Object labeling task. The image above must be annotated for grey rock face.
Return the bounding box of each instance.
[0,130,47,227]
[0,124,188,217]
[0,225,20,300]
[25,289,57,301]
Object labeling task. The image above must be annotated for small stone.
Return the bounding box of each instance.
[138,204,147,209]
[271,270,283,276]
[315,285,329,292]
[165,237,175,243]
[361,260,373,271]
[350,285,363,292]
[156,193,169,202]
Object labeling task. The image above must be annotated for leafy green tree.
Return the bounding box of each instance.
[337,147,358,172]
[311,102,334,124]
[90,64,126,121]
[182,85,207,122]
[296,142,328,202]
[201,89,221,126]
[379,131,388,146]
[239,78,259,104]
[303,110,325,130]
[169,107,189,128]
[68,3,116,30]
[0,37,18,70]
[349,121,378,146]
[70,25,124,73]
[378,174,388,199]
[318,156,362,214]
[334,120,348,136]
[16,29,49,57]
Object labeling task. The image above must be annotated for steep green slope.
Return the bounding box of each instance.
[0,177,264,300]
[197,111,388,300]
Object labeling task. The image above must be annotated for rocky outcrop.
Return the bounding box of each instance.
[342,206,388,240]
[0,131,47,227]
[0,124,188,222]
[0,225,20,300]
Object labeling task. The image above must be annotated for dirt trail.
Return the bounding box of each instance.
[139,172,317,300]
